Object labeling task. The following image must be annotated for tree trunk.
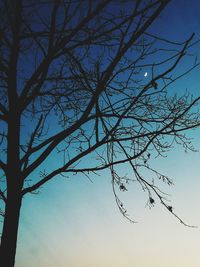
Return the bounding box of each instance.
[0,191,22,267]
[0,103,22,266]
[0,2,23,265]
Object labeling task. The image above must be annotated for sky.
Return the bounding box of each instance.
[13,1,200,266]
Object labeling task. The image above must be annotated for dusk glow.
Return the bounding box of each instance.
[1,1,200,267]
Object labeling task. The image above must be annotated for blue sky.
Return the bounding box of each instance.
[14,1,200,266]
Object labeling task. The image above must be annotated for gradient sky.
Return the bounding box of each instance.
[14,1,200,266]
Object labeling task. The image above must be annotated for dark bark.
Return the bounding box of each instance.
[0,96,22,267]
[0,1,23,265]
[0,114,22,267]
[0,192,22,267]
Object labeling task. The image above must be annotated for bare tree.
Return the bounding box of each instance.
[0,0,200,266]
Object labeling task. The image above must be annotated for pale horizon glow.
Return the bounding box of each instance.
[15,135,200,267]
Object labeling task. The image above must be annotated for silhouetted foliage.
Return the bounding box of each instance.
[0,1,200,266]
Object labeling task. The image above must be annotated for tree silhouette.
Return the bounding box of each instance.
[0,1,200,266]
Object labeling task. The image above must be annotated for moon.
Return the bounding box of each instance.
[144,72,148,77]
